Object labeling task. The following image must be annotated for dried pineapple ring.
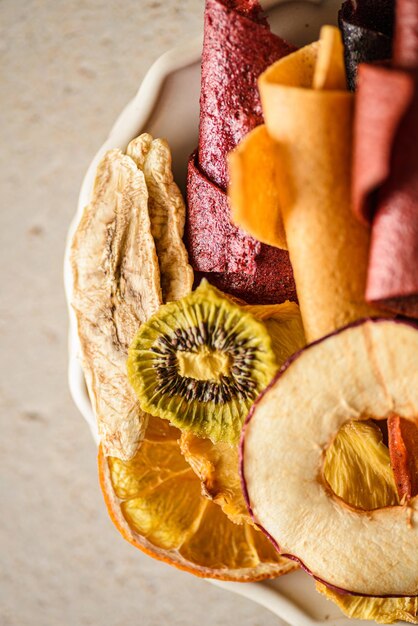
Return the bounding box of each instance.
[323,420,399,511]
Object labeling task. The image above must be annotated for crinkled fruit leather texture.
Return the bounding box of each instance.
[193,257,297,306]
[198,0,294,189]
[220,0,268,26]
[186,0,296,305]
[187,153,261,274]
[338,0,394,90]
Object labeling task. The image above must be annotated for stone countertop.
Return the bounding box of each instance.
[0,2,285,625]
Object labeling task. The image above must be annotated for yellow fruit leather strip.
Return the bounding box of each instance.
[231,27,383,342]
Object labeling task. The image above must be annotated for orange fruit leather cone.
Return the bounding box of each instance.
[230,27,382,343]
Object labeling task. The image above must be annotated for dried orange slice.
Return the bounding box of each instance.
[179,432,251,526]
[99,415,295,580]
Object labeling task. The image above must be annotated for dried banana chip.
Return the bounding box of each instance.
[127,135,194,302]
[71,148,162,460]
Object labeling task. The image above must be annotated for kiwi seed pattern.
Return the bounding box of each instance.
[127,280,279,443]
[152,322,258,404]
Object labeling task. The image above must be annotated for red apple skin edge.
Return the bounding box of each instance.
[239,316,418,598]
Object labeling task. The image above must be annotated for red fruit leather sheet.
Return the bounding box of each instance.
[194,244,297,305]
[186,0,297,304]
[198,0,294,189]
[353,0,418,317]
[394,0,418,68]
[187,153,261,274]
[187,156,297,303]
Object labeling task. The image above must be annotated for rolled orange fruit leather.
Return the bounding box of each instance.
[230,27,382,342]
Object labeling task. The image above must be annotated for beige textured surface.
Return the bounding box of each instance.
[0,1,286,625]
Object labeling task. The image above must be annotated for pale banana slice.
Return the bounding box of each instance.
[125,132,152,169]
[127,135,194,302]
[71,148,162,460]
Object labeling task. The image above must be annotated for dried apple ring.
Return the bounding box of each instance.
[241,318,418,597]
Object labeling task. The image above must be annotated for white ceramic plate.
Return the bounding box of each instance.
[63,2,384,624]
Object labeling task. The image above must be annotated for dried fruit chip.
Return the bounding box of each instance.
[180,433,249,525]
[242,318,418,597]
[71,148,162,459]
[179,300,305,526]
[127,280,279,444]
[244,300,305,367]
[317,584,418,624]
[99,415,295,580]
[72,133,193,460]
[127,135,194,302]
[318,418,418,624]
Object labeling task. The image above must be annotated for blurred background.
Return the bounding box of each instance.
[0,2,282,625]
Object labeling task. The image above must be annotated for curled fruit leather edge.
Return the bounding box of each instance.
[388,415,418,501]
[186,0,297,305]
[338,0,394,90]
[353,0,418,318]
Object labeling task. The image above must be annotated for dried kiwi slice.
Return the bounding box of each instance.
[127,280,279,444]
